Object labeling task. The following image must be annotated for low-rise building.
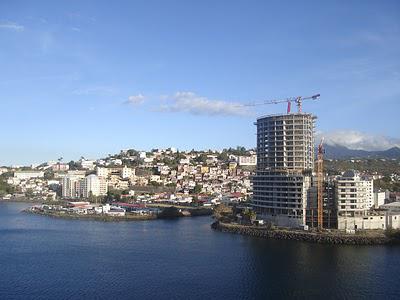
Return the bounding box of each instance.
[14,171,44,180]
[238,155,257,166]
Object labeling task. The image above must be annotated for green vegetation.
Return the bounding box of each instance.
[25,188,34,198]
[68,160,80,170]
[194,153,207,164]
[374,176,400,192]
[0,174,14,196]
[192,184,202,194]
[44,170,55,180]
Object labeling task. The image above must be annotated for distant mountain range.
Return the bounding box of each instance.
[324,144,400,160]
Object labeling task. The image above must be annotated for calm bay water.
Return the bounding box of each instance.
[0,202,399,299]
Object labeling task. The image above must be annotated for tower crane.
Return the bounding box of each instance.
[317,138,324,230]
[242,94,320,113]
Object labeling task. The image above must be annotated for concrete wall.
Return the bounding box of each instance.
[338,214,400,230]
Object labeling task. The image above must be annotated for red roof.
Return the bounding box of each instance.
[230,192,244,197]
[113,202,145,208]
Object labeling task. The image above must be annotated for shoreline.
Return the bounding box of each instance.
[23,204,213,222]
[24,209,158,222]
[0,198,41,203]
[211,221,400,246]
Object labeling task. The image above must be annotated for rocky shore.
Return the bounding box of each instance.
[211,221,400,245]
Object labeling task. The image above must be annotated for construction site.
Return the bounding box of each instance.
[250,94,399,232]
[250,94,332,229]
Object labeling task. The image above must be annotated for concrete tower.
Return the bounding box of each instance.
[252,113,316,227]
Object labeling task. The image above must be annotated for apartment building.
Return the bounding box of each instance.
[62,174,107,199]
[336,170,373,217]
[238,155,257,166]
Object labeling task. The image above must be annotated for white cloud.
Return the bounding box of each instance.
[73,86,116,96]
[318,130,400,151]
[71,27,81,32]
[125,94,145,105]
[158,91,251,116]
[0,22,24,32]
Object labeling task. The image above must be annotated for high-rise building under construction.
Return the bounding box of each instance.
[252,113,316,227]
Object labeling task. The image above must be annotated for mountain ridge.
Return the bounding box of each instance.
[323,144,400,159]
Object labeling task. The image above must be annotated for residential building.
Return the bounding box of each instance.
[52,163,70,172]
[121,166,134,179]
[81,174,108,198]
[80,159,96,170]
[238,155,257,166]
[14,171,44,180]
[62,173,107,199]
[374,191,386,208]
[336,170,373,218]
[62,174,84,198]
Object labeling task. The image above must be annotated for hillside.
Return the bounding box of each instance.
[324,144,400,160]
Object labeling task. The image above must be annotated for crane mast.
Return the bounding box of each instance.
[317,138,324,230]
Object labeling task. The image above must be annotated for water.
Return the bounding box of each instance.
[0,202,399,299]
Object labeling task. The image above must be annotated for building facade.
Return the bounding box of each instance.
[62,174,107,199]
[238,155,257,166]
[252,113,316,227]
[336,170,373,218]
[14,171,44,180]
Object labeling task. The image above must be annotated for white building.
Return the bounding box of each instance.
[81,174,108,198]
[62,173,107,199]
[238,155,257,166]
[52,163,69,172]
[333,171,399,231]
[80,159,96,170]
[121,166,134,179]
[338,213,400,230]
[179,158,190,165]
[62,174,85,198]
[336,170,374,218]
[374,191,386,208]
[14,171,44,180]
[96,167,109,178]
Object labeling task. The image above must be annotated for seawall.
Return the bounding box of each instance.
[211,221,399,245]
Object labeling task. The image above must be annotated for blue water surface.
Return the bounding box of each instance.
[0,202,399,299]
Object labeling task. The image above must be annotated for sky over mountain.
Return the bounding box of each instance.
[0,1,399,165]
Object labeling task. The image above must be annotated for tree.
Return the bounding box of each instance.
[217,152,229,162]
[194,154,207,164]
[68,161,80,170]
[25,188,34,199]
[192,184,202,194]
[44,170,55,180]
[0,177,14,195]
[88,191,95,203]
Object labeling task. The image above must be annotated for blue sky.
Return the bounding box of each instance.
[1,0,399,165]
